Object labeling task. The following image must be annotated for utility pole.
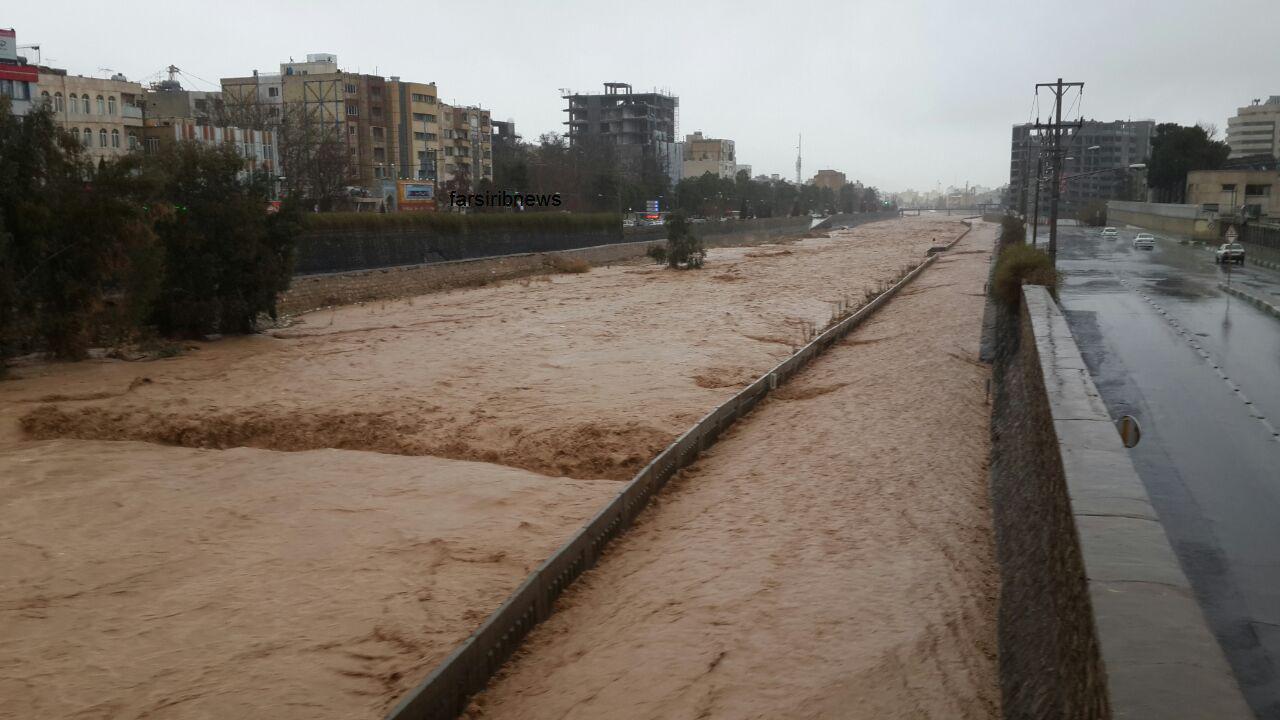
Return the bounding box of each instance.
[1034,78,1084,261]
[795,134,802,185]
[1031,151,1044,247]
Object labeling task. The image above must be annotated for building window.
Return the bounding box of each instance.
[81,128,91,146]
[373,147,386,161]
[111,129,120,148]
[346,104,357,116]
[263,143,273,160]
[82,95,90,114]
[96,95,105,114]
[40,90,51,106]
[1221,184,1237,192]
[371,86,381,97]
[108,96,117,115]
[99,129,108,147]
[128,133,139,150]
[345,83,356,94]
[54,92,63,111]
[412,93,430,103]
[146,137,159,153]
[444,147,454,157]
[1245,184,1272,197]
[267,86,279,97]
[372,127,385,140]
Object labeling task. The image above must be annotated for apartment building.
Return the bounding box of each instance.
[387,78,442,182]
[563,82,680,186]
[142,81,224,126]
[812,169,846,192]
[140,79,277,181]
[1187,167,1279,222]
[36,67,145,160]
[681,131,736,179]
[222,55,490,203]
[438,103,493,186]
[1226,96,1280,160]
[0,28,38,116]
[1009,119,1153,215]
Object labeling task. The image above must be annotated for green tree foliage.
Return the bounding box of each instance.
[664,211,705,269]
[992,215,1058,306]
[144,142,299,337]
[671,172,883,218]
[488,132,669,214]
[1147,123,1230,203]
[0,100,300,366]
[0,99,158,359]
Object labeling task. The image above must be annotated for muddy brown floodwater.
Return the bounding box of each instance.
[0,215,969,719]
[469,224,1001,720]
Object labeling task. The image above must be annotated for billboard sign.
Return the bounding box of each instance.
[397,181,436,211]
[0,29,16,62]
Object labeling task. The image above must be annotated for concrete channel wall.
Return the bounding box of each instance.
[383,222,973,720]
[279,212,902,315]
[990,285,1251,719]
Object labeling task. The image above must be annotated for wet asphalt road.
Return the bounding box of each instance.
[1050,223,1280,719]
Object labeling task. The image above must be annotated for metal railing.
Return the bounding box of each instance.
[384,221,972,720]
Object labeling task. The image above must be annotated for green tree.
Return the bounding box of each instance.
[1147,123,1230,203]
[0,99,158,360]
[664,211,705,269]
[145,142,298,337]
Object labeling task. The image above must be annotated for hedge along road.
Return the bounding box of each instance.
[468,223,1002,719]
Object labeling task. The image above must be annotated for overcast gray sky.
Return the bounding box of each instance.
[9,0,1279,191]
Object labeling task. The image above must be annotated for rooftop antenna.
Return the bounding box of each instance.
[17,44,41,65]
[795,133,802,184]
[167,65,180,83]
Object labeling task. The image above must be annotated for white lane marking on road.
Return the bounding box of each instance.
[1118,275,1280,443]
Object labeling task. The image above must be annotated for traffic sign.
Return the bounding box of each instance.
[1225,226,1238,243]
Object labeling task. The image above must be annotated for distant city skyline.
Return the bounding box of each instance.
[7,0,1279,191]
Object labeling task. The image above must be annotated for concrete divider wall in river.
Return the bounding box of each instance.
[382,221,972,720]
[989,284,1252,719]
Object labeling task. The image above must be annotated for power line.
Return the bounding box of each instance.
[1033,78,1085,261]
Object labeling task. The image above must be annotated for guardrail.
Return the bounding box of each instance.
[384,220,973,720]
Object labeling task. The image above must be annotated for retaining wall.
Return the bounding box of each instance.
[989,284,1251,719]
[278,240,656,315]
[1106,200,1215,240]
[278,212,905,315]
[384,221,972,720]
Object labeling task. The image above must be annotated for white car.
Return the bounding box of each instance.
[1132,233,1156,250]
[1101,227,1119,239]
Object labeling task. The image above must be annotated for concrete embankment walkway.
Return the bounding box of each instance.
[469,224,1002,719]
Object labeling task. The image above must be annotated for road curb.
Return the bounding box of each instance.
[1247,257,1280,272]
[1220,283,1280,319]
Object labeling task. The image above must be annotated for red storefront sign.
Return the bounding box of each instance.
[0,64,39,83]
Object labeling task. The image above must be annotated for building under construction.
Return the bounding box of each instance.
[562,82,680,187]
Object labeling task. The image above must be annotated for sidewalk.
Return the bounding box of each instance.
[469,225,1002,720]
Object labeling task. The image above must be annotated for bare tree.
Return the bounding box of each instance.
[277,104,350,210]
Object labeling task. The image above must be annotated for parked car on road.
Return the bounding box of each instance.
[1132,233,1156,250]
[1215,243,1246,265]
[1101,227,1119,239]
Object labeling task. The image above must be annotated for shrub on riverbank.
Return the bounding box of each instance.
[993,242,1059,307]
